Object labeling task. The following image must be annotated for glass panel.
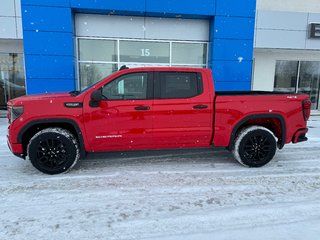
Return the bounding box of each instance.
[0,53,26,109]
[79,63,118,90]
[298,61,320,110]
[159,72,199,99]
[120,63,170,68]
[102,73,148,100]
[120,41,170,63]
[172,43,207,65]
[79,39,117,62]
[274,60,298,93]
[172,65,206,69]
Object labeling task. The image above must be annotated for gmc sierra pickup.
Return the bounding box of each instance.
[7,67,311,174]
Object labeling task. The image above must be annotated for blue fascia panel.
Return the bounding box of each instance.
[70,0,145,13]
[23,31,73,56]
[26,78,75,95]
[212,39,254,61]
[21,0,70,7]
[25,55,75,79]
[144,12,210,19]
[146,0,215,16]
[214,81,251,91]
[215,0,256,18]
[22,5,72,32]
[73,9,146,17]
[72,9,208,19]
[211,60,253,83]
[214,16,255,40]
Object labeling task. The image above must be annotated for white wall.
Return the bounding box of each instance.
[257,0,320,13]
[253,49,320,91]
[0,0,22,39]
[75,14,209,41]
[255,10,320,50]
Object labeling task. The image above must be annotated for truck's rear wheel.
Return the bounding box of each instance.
[232,126,277,167]
[27,128,79,174]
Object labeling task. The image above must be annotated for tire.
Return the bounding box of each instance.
[27,128,80,174]
[232,126,277,167]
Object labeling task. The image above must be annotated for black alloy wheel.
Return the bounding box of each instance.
[233,126,277,167]
[241,134,272,163]
[27,128,80,174]
[36,138,69,171]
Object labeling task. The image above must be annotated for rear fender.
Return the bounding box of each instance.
[229,114,286,149]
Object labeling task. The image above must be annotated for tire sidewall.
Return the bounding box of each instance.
[28,129,79,174]
[234,127,277,167]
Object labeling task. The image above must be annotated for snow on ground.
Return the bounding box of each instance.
[0,117,320,240]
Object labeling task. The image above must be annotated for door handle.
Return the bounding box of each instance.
[193,105,208,109]
[134,106,150,111]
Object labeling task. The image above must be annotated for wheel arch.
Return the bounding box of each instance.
[229,114,286,150]
[18,118,86,159]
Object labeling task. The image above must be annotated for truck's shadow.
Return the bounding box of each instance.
[73,147,236,171]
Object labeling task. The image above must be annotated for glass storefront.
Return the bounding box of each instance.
[0,53,26,109]
[78,38,208,90]
[274,60,320,110]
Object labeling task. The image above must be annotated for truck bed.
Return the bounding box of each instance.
[215,91,301,96]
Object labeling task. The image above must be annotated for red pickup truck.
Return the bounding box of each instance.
[7,67,311,174]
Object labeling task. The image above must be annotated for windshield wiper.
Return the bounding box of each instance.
[69,90,80,96]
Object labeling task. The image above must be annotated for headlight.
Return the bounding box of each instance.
[10,106,24,123]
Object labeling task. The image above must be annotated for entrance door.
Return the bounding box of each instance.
[152,71,213,148]
[298,61,320,110]
[0,73,6,109]
[0,53,26,109]
[84,72,154,151]
[0,56,9,109]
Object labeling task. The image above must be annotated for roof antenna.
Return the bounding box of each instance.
[119,65,129,71]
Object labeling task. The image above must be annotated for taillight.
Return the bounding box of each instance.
[302,99,311,121]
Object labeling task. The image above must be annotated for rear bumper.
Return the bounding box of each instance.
[7,137,24,159]
[292,128,308,144]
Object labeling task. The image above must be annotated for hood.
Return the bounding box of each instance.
[7,92,73,106]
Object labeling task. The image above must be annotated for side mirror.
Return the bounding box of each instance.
[90,89,102,108]
[91,89,103,101]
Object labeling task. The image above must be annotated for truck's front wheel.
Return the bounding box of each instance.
[27,128,80,174]
[232,126,277,167]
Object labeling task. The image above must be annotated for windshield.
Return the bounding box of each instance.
[79,81,101,94]
[77,74,111,95]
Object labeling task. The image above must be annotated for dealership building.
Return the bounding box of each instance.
[0,0,320,112]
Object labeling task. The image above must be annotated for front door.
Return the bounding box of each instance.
[84,72,154,152]
[152,71,213,148]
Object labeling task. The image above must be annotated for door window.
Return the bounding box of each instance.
[102,73,148,100]
[158,72,202,99]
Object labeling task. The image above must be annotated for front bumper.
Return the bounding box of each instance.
[7,137,24,159]
[292,128,308,144]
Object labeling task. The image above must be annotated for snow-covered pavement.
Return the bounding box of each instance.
[0,117,320,240]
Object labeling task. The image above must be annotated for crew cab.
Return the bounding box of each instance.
[7,67,311,174]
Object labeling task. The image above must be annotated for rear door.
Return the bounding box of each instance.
[152,71,213,148]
